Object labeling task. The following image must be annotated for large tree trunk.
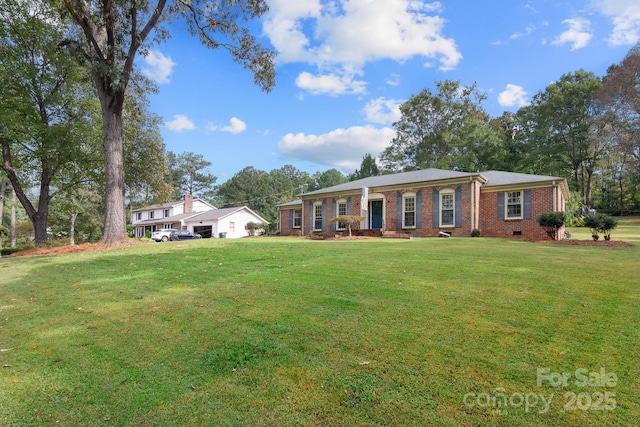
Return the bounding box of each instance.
[584,167,594,209]
[69,212,78,245]
[98,93,128,245]
[2,139,53,246]
[0,178,6,256]
[10,188,17,248]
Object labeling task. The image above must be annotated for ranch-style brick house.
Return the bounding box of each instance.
[277,168,569,240]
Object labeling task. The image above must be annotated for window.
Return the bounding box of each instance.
[293,209,302,228]
[337,201,347,230]
[149,211,154,220]
[164,208,170,217]
[163,223,172,229]
[403,194,416,228]
[314,203,323,231]
[136,212,141,221]
[506,191,522,219]
[136,227,144,238]
[440,190,454,227]
[229,222,235,233]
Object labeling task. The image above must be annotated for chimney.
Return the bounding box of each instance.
[184,194,193,214]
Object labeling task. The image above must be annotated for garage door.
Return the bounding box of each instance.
[193,226,213,238]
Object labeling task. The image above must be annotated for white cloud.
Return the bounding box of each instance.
[264,0,461,95]
[510,25,535,40]
[295,71,367,95]
[221,117,247,134]
[140,50,176,84]
[591,0,640,45]
[165,114,195,132]
[552,18,593,50]
[385,73,401,87]
[278,125,396,171]
[498,84,529,108]
[206,117,248,134]
[363,98,402,125]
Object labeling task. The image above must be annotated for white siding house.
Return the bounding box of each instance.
[185,206,269,239]
[131,194,216,237]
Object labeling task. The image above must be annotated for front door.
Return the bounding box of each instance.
[369,200,383,229]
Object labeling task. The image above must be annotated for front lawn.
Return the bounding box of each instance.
[1,221,638,426]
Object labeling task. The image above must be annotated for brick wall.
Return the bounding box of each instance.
[479,187,564,240]
[323,183,475,238]
[279,207,302,236]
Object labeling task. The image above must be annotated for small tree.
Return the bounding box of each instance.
[600,215,619,241]
[583,213,603,240]
[331,215,365,237]
[245,221,264,236]
[536,212,566,240]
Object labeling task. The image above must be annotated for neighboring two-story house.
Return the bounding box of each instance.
[131,194,216,237]
[131,194,269,239]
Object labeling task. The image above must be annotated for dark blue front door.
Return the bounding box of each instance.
[370,200,383,229]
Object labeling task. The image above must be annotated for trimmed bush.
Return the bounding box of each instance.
[471,229,481,237]
[583,213,619,241]
[536,212,566,240]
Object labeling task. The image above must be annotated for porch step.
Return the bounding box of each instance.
[382,231,412,239]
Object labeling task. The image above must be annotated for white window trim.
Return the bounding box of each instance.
[149,211,154,220]
[313,202,323,231]
[336,199,347,230]
[402,192,416,229]
[292,209,302,228]
[440,189,455,228]
[506,191,523,219]
[164,208,170,218]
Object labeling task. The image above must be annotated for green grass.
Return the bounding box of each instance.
[1,219,639,426]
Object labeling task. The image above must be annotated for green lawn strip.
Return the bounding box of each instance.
[0,233,638,426]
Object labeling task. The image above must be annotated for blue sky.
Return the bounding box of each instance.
[139,0,639,183]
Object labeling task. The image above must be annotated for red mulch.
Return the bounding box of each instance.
[4,241,141,258]
[545,239,634,248]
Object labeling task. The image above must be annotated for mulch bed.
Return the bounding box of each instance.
[545,239,634,248]
[3,241,140,258]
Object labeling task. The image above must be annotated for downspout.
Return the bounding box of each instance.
[301,200,305,235]
[552,180,557,212]
[277,208,281,234]
[470,178,475,231]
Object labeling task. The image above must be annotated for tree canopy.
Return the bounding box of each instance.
[380,80,504,172]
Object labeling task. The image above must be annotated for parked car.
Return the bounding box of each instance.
[169,230,201,241]
[151,228,177,242]
[575,207,596,217]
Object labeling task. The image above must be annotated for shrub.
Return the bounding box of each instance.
[600,215,619,241]
[471,229,481,237]
[536,212,566,240]
[583,213,618,241]
[245,222,265,236]
[1,247,22,256]
[145,230,151,239]
[583,214,603,240]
